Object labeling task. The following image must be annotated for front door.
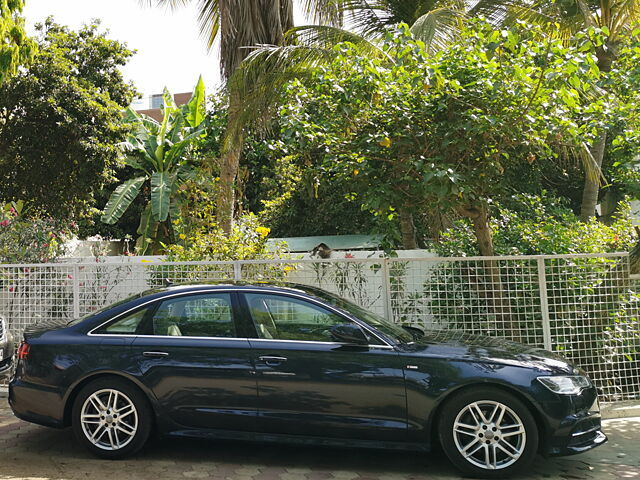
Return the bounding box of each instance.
[129,292,257,431]
[241,292,407,441]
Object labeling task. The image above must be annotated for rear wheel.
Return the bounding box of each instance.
[438,388,538,478]
[72,378,152,459]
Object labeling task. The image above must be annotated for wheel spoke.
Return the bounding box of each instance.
[110,390,119,411]
[461,438,483,457]
[496,441,520,459]
[454,421,477,436]
[501,427,525,438]
[116,423,135,437]
[117,406,135,419]
[90,424,106,443]
[107,428,117,449]
[483,444,492,469]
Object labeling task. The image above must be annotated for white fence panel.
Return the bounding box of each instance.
[0,253,638,401]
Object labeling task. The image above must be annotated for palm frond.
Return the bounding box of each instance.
[300,0,346,26]
[226,25,385,145]
[410,7,465,54]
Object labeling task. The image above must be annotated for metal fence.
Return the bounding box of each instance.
[1,253,638,401]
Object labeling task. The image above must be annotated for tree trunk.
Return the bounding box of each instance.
[579,132,607,221]
[216,144,241,235]
[458,204,520,341]
[460,204,495,256]
[398,209,417,249]
[579,47,614,222]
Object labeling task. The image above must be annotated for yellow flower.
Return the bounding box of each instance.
[256,226,271,237]
[353,169,360,176]
[379,136,392,148]
[179,233,186,240]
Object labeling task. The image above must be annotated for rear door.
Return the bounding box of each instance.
[126,291,257,430]
[240,291,408,441]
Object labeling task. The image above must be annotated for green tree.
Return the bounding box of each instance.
[277,22,608,253]
[101,79,207,254]
[0,0,35,83]
[471,0,640,221]
[0,19,136,219]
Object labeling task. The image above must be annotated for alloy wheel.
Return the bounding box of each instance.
[80,388,139,451]
[452,400,527,470]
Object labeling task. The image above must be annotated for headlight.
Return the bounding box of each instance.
[537,375,591,395]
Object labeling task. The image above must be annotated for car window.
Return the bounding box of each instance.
[246,293,362,342]
[152,293,235,338]
[98,308,149,334]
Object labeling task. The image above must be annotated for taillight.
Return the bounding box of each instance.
[17,342,29,360]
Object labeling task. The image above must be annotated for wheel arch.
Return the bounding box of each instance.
[426,381,549,453]
[63,371,159,428]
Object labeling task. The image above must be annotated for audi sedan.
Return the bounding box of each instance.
[9,282,605,478]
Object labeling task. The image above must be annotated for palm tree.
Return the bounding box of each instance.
[471,0,640,221]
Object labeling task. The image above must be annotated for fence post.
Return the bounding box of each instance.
[536,257,552,350]
[382,258,394,322]
[233,261,242,281]
[72,264,80,319]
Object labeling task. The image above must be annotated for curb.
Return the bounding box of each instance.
[601,401,640,419]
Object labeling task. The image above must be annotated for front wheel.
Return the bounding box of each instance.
[438,387,539,478]
[72,378,152,459]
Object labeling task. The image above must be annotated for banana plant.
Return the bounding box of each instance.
[101,76,206,254]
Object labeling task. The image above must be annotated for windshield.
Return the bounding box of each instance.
[302,287,414,344]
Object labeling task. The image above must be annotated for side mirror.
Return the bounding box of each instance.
[330,323,368,345]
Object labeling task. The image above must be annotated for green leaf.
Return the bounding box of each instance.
[136,203,159,255]
[150,172,174,222]
[101,176,146,224]
[185,75,206,128]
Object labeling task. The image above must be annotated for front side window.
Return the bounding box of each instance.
[152,293,235,338]
[245,293,359,342]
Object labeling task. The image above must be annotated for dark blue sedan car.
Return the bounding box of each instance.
[9,282,606,478]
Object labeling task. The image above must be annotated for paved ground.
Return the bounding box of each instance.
[0,400,638,480]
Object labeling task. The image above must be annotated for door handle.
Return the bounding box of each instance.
[258,355,288,365]
[143,351,169,358]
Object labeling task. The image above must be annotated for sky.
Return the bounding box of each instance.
[23,0,306,99]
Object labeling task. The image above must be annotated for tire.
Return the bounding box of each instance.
[72,377,152,459]
[438,387,539,479]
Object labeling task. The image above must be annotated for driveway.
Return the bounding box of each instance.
[0,400,638,480]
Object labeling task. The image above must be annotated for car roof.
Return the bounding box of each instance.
[143,280,331,299]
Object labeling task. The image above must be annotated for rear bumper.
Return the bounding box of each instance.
[8,379,66,428]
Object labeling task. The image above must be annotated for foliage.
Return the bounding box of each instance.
[433,194,635,256]
[165,214,286,262]
[0,19,137,220]
[0,202,74,263]
[101,78,207,254]
[276,21,613,252]
[156,214,291,283]
[0,0,36,84]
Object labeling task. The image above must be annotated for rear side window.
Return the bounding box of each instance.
[97,308,149,334]
[151,293,235,338]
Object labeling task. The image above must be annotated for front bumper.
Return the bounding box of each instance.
[545,395,607,456]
